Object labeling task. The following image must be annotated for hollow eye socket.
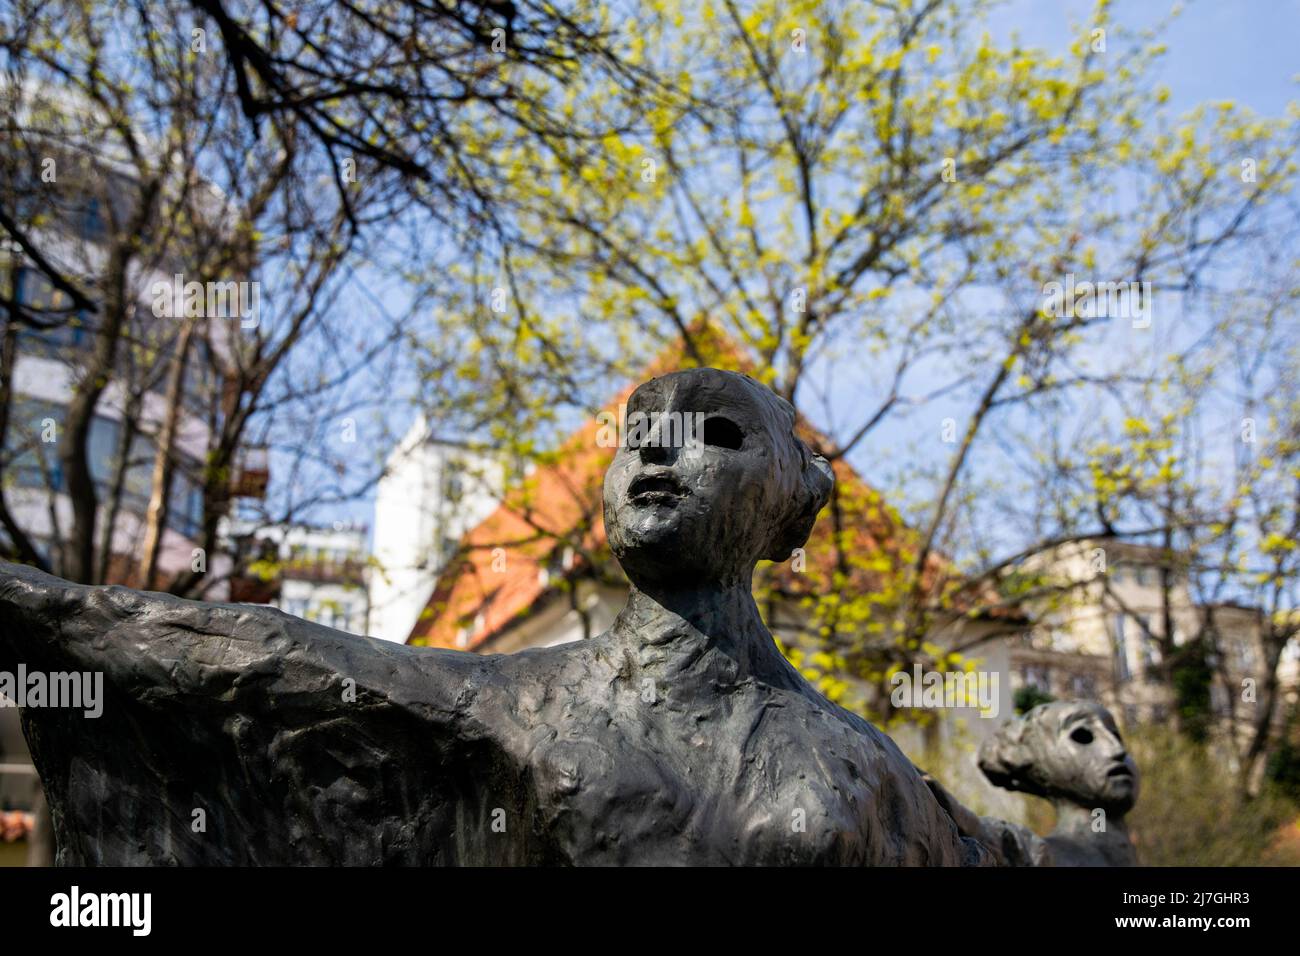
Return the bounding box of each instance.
[1070,727,1094,745]
[702,416,744,450]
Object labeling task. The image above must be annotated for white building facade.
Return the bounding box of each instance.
[367,416,505,643]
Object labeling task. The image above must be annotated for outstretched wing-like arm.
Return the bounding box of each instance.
[920,772,1052,867]
[0,560,527,865]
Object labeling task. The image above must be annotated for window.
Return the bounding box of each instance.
[2,393,205,540]
[1111,614,1131,682]
[86,416,121,487]
[1138,616,1159,671]
[1021,664,1052,694]
[13,268,92,355]
[81,196,106,242]
[442,467,464,504]
[3,396,63,489]
[167,472,205,539]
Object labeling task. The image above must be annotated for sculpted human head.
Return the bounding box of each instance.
[978,700,1139,815]
[603,368,833,588]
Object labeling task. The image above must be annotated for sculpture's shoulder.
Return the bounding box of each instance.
[1044,831,1136,867]
[730,684,974,864]
[752,679,926,790]
[461,637,625,748]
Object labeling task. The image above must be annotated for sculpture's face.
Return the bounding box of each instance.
[980,700,1139,816]
[1030,702,1139,814]
[603,368,830,587]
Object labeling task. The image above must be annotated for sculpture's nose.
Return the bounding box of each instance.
[638,426,680,466]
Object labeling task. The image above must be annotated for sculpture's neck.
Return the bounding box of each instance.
[1050,801,1135,865]
[611,582,799,690]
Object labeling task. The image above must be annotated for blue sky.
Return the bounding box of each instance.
[991,0,1298,115]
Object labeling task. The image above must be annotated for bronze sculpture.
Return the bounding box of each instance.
[0,368,995,865]
[926,700,1140,866]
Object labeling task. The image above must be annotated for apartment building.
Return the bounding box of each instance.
[1007,540,1299,746]
[226,521,371,635]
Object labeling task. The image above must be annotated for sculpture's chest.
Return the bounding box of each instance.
[521,700,880,865]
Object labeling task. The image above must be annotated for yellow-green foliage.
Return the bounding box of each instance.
[1125,727,1300,866]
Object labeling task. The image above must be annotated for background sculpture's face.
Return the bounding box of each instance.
[1035,702,1139,813]
[604,369,801,587]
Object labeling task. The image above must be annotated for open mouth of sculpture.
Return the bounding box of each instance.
[627,473,688,506]
[1106,764,1134,780]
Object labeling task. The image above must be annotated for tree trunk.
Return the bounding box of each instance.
[96,391,143,584]
[139,321,195,589]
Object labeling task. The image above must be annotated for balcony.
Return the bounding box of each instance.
[280,557,367,586]
[231,445,269,499]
